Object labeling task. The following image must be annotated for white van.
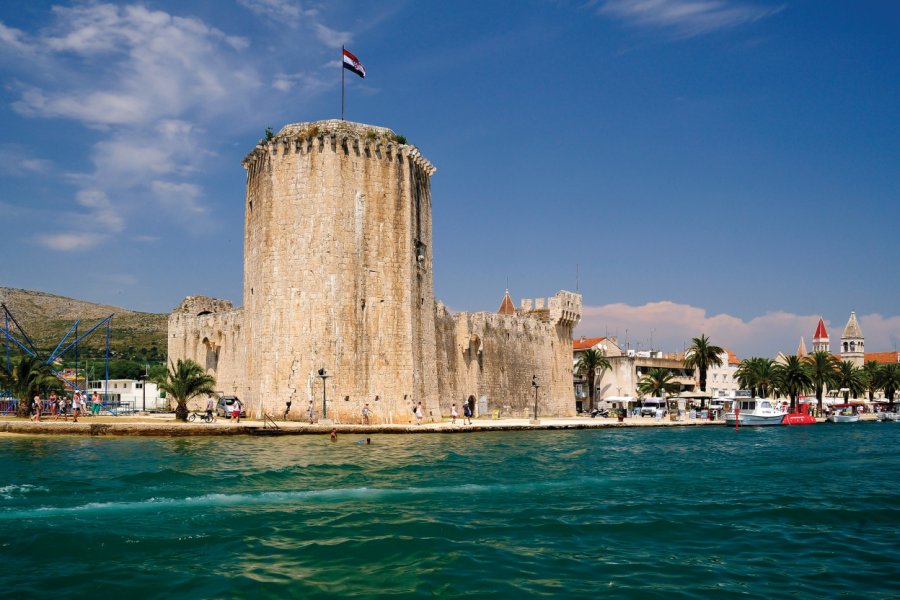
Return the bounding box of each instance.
[640,398,666,417]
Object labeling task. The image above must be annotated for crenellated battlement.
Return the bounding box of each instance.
[519,291,581,326]
[241,119,436,176]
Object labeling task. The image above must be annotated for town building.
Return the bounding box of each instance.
[706,350,741,398]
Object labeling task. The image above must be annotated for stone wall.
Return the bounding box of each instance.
[167,296,247,403]
[434,290,581,419]
[169,120,580,423]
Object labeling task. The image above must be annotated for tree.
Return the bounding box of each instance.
[638,367,681,399]
[574,348,611,411]
[876,363,900,407]
[153,359,216,422]
[834,360,866,403]
[0,355,56,418]
[774,355,811,412]
[863,360,881,402]
[735,357,776,398]
[683,334,724,398]
[804,351,838,416]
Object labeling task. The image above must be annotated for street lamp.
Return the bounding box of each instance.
[531,374,540,423]
[318,368,330,419]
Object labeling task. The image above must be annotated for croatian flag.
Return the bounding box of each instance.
[342,48,366,78]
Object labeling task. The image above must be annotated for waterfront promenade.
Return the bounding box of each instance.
[0,413,875,436]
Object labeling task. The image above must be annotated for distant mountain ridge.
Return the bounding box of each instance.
[0,287,167,360]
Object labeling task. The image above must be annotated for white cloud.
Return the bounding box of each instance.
[576,300,900,359]
[315,23,351,49]
[0,144,52,175]
[597,0,784,37]
[34,189,123,252]
[151,180,208,215]
[237,0,317,26]
[37,233,97,252]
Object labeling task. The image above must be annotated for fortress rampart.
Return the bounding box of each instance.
[169,120,580,421]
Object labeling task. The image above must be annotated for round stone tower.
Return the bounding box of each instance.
[240,120,438,422]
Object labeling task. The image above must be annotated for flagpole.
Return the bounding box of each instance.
[341,45,345,121]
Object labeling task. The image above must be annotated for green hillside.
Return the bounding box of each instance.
[0,287,168,373]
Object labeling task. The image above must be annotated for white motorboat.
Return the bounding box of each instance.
[724,397,786,426]
[827,406,860,423]
[877,411,898,422]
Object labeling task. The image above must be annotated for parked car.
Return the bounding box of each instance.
[216,396,245,418]
[640,398,666,417]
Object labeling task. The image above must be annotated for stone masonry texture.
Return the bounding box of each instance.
[168,120,581,422]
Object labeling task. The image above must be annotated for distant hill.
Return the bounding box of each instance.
[0,287,167,363]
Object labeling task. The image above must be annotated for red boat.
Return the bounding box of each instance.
[782,403,816,425]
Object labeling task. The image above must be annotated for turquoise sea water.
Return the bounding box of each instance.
[1,424,898,599]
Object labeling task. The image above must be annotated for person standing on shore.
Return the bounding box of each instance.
[450,403,458,424]
[463,402,472,425]
[30,394,42,421]
[73,391,82,422]
[49,391,58,417]
[91,391,101,416]
[232,398,243,423]
[308,400,315,424]
[415,402,424,425]
[206,397,215,421]
[362,403,370,424]
[57,395,68,421]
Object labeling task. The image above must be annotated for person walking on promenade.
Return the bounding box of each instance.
[450,403,458,424]
[72,391,82,422]
[463,401,472,425]
[308,400,315,424]
[232,398,243,423]
[91,391,102,416]
[30,394,42,421]
[49,391,58,417]
[415,402,424,425]
[206,397,215,421]
[362,403,370,424]
[56,395,68,421]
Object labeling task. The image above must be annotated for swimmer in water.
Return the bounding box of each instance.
[330,428,337,441]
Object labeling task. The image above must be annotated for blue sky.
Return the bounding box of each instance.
[1,0,898,358]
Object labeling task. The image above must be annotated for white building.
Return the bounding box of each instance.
[706,350,741,398]
[87,379,167,412]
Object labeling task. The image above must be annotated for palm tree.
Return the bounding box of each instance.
[774,355,811,412]
[637,367,682,399]
[876,363,900,408]
[804,351,837,416]
[574,348,610,412]
[834,360,866,403]
[153,359,217,422]
[683,334,725,399]
[735,357,776,398]
[863,360,881,402]
[0,355,56,418]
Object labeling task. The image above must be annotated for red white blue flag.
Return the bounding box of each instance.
[342,48,366,78]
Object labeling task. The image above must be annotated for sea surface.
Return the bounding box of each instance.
[1,424,898,599]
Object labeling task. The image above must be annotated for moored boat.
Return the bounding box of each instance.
[827,404,861,423]
[725,397,786,426]
[877,411,898,422]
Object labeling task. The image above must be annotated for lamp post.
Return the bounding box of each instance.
[318,368,330,419]
[531,374,540,424]
[142,364,148,413]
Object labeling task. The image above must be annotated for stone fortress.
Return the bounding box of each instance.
[168,120,581,422]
